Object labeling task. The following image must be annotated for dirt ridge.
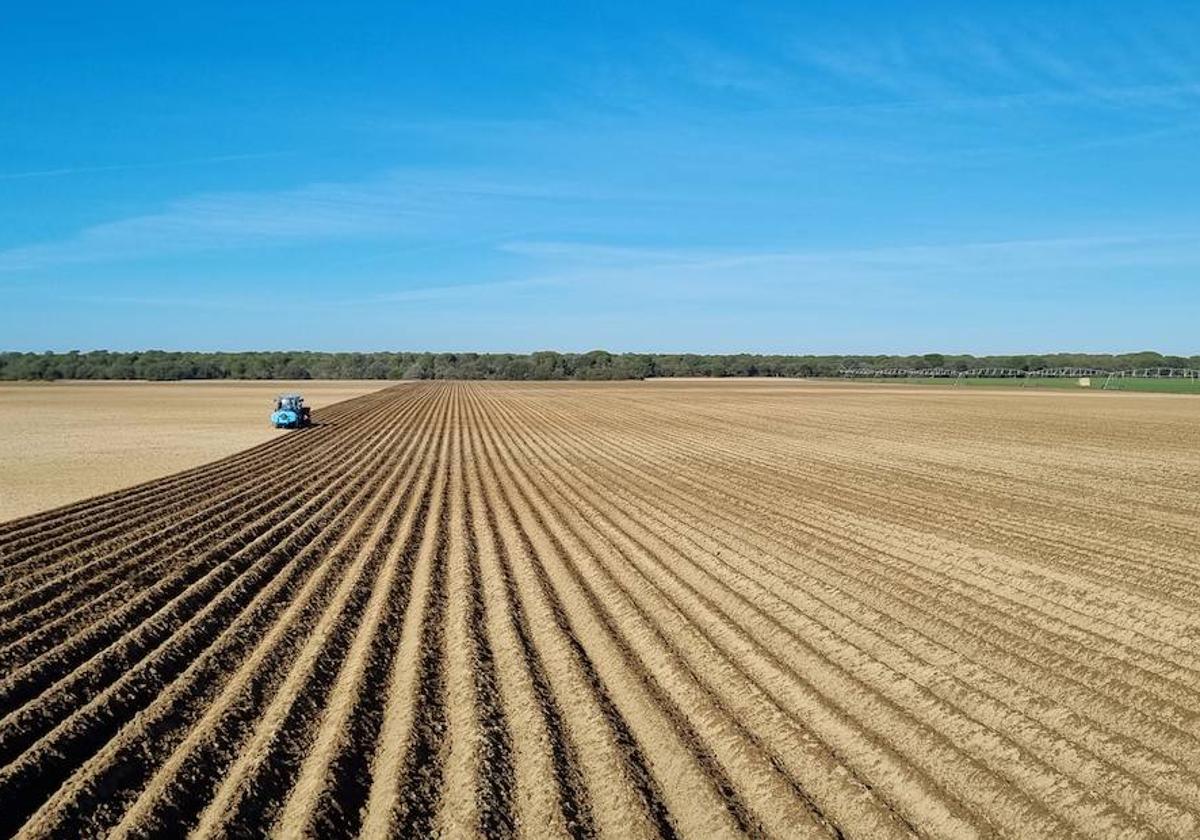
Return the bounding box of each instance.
[2,380,1197,839]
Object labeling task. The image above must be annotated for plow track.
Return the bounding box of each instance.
[2,380,1198,838]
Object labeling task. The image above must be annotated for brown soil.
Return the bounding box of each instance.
[1,380,1198,838]
[0,381,384,522]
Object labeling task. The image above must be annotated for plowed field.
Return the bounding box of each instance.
[2,380,1198,839]
[0,380,383,522]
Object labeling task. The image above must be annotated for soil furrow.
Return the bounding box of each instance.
[3,380,1196,839]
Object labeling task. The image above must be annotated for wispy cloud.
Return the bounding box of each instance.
[579,5,1196,122]
[0,152,286,182]
[790,17,1200,111]
[662,37,794,98]
[500,241,691,263]
[358,276,553,304]
[510,232,1200,266]
[502,232,1200,300]
[54,292,284,312]
[0,171,592,271]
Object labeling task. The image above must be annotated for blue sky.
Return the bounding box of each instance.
[2,1,1198,353]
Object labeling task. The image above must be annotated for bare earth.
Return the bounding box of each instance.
[2,380,1199,837]
[0,381,383,522]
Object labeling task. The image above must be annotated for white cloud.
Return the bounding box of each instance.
[790,17,1200,111]
[502,232,1200,300]
[0,152,285,182]
[0,171,588,271]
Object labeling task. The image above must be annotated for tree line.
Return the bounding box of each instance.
[1,350,1196,382]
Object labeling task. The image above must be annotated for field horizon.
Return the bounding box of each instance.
[4,376,1195,526]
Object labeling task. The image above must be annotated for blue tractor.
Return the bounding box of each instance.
[271,394,312,429]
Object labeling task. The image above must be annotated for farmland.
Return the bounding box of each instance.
[0,380,382,522]
[2,380,1199,838]
[850,376,1200,394]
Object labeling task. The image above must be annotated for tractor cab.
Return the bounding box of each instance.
[271,394,312,429]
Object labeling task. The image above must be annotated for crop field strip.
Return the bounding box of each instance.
[1,381,1198,839]
[482,391,1195,835]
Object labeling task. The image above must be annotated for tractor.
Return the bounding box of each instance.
[271,394,312,429]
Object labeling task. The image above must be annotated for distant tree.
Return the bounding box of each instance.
[0,349,1191,381]
[502,359,532,379]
